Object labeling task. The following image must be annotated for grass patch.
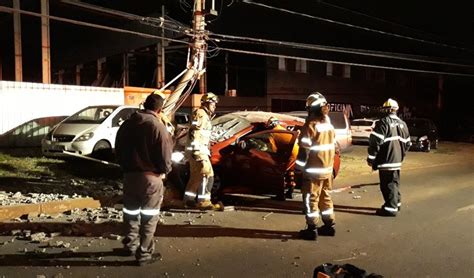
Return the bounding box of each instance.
[0,152,64,179]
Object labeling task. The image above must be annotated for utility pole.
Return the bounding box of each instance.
[13,0,22,82]
[157,5,166,88]
[193,0,207,94]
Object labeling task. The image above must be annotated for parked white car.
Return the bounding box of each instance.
[41,105,139,159]
[350,118,376,144]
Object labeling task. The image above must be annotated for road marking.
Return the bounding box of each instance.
[456,204,474,212]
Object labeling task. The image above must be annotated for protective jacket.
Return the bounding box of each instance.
[187,106,213,160]
[115,110,173,175]
[295,115,335,179]
[367,114,411,171]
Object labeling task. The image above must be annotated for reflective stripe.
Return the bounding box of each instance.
[304,193,311,215]
[389,115,401,120]
[306,167,333,174]
[295,160,306,167]
[315,123,334,132]
[397,203,402,207]
[321,208,334,215]
[191,121,199,125]
[123,208,140,215]
[368,155,376,159]
[384,206,398,212]
[300,137,312,146]
[306,212,320,218]
[197,194,211,201]
[310,99,326,107]
[141,209,161,216]
[310,144,335,151]
[378,162,402,168]
[371,131,384,140]
[384,136,410,143]
[185,192,197,197]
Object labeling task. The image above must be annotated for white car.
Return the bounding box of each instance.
[350,118,376,144]
[41,105,138,159]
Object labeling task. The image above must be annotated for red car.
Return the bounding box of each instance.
[169,111,341,199]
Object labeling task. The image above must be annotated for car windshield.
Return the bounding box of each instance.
[64,106,118,124]
[211,114,252,142]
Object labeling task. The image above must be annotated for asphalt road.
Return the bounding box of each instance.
[0,143,473,278]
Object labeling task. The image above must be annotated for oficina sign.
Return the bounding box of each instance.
[329,103,353,117]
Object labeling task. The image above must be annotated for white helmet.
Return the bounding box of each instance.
[383,98,399,110]
[306,92,328,110]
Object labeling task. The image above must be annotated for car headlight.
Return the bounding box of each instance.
[419,136,428,141]
[171,151,185,163]
[76,132,94,141]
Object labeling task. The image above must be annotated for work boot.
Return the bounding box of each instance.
[184,200,196,209]
[299,225,317,240]
[196,200,223,211]
[375,208,397,217]
[318,224,336,236]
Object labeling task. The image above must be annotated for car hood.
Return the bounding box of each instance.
[53,123,99,136]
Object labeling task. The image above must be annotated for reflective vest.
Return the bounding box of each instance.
[295,115,335,179]
[187,107,213,158]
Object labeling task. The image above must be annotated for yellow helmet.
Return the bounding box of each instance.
[306,92,327,110]
[201,92,219,104]
[383,98,399,110]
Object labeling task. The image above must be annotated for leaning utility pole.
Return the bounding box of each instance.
[193,0,207,94]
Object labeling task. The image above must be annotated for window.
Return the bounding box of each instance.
[343,65,351,78]
[278,57,286,71]
[295,59,307,73]
[326,63,333,76]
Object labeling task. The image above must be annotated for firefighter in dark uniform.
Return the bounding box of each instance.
[183,92,221,210]
[115,93,173,266]
[296,92,337,240]
[367,98,411,217]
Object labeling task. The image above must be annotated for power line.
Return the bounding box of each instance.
[318,0,462,46]
[241,0,473,53]
[0,5,190,45]
[215,46,474,77]
[209,32,474,68]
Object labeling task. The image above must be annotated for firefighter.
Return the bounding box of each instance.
[296,92,336,240]
[266,116,299,200]
[367,98,411,217]
[115,93,173,266]
[183,92,221,210]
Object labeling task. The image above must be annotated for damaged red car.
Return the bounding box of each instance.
[168,111,341,200]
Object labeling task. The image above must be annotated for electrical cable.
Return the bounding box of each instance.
[208,33,474,68]
[215,46,474,77]
[241,0,473,53]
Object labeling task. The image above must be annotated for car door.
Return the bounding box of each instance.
[110,107,138,147]
[221,129,298,195]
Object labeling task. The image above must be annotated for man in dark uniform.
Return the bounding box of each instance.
[115,92,173,265]
[367,98,411,217]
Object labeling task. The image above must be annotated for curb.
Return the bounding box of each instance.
[0,197,101,221]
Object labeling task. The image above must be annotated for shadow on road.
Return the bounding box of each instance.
[0,222,300,240]
[334,204,378,216]
[0,249,142,267]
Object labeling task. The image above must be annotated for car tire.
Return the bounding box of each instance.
[92,140,113,160]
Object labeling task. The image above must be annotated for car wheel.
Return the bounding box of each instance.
[92,140,113,160]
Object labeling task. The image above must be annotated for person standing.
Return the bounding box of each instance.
[115,92,173,266]
[367,98,411,217]
[296,92,336,240]
[265,116,299,200]
[183,92,221,210]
